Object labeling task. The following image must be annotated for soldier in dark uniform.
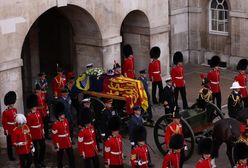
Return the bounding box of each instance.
[34,72,48,92]
[197,77,212,110]
[162,75,176,114]
[233,142,248,168]
[228,81,243,118]
[195,138,213,168]
[137,69,154,124]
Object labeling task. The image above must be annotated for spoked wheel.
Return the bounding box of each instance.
[153,114,195,161]
[206,102,224,122]
[89,97,105,114]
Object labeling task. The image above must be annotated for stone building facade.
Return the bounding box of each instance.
[0,0,169,113]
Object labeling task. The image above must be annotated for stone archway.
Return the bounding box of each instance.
[21,5,102,107]
[121,10,150,74]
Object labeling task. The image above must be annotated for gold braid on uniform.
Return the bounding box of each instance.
[199,88,212,102]
[231,94,240,107]
[236,136,248,146]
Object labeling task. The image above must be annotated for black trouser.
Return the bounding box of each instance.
[152,81,163,104]
[42,116,50,138]
[33,139,46,166]
[6,135,14,160]
[109,165,124,168]
[180,148,185,168]
[242,97,248,108]
[57,148,75,168]
[84,155,99,168]
[212,92,221,110]
[19,153,32,168]
[174,87,188,109]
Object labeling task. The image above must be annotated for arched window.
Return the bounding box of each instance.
[209,0,229,35]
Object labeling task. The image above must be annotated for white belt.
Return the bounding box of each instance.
[140,161,148,165]
[16,142,27,146]
[152,71,160,74]
[7,122,16,125]
[210,81,219,84]
[110,151,121,155]
[30,124,41,128]
[84,141,94,145]
[58,133,68,137]
[175,76,183,79]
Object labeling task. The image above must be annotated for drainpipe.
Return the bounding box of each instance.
[187,0,190,63]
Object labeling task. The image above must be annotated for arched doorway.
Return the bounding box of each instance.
[21,5,102,108]
[121,10,150,74]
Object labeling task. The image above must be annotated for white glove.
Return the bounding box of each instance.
[81,152,85,159]
[16,142,25,147]
[131,142,135,146]
[101,133,106,137]
[138,160,143,166]
[184,145,188,151]
[32,146,35,153]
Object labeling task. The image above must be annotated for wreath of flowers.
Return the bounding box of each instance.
[86,67,104,77]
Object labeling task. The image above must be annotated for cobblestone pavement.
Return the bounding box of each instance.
[0,64,237,168]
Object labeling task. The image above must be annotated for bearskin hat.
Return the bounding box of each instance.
[210,56,220,68]
[198,138,212,155]
[172,109,181,119]
[169,134,184,150]
[38,72,46,77]
[123,44,133,58]
[173,51,183,65]
[26,94,38,109]
[237,59,248,71]
[4,91,17,106]
[234,142,248,160]
[108,116,121,131]
[16,114,27,125]
[54,101,65,119]
[133,125,147,142]
[150,46,161,59]
[80,108,93,125]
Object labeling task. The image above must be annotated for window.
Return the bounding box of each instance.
[209,0,229,35]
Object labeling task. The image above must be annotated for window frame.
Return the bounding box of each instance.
[209,0,229,36]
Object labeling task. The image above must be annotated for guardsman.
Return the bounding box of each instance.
[162,134,184,168]
[237,124,248,145]
[130,126,149,168]
[195,138,213,168]
[12,114,33,168]
[162,75,176,114]
[233,142,248,168]
[52,68,66,99]
[235,59,248,107]
[51,102,75,168]
[35,84,50,139]
[207,56,221,110]
[2,91,17,161]
[34,72,48,92]
[123,44,135,79]
[171,51,188,109]
[78,107,99,168]
[197,77,212,109]
[148,46,163,104]
[228,81,243,118]
[138,69,154,124]
[104,116,124,168]
[26,94,46,168]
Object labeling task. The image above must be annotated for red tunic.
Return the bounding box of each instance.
[235,163,248,168]
[12,125,33,155]
[130,144,149,168]
[171,65,185,87]
[207,69,220,93]
[26,110,44,140]
[36,92,49,118]
[52,75,66,98]
[78,125,98,158]
[123,57,135,78]
[195,158,212,168]
[148,59,162,82]
[2,107,17,136]
[104,135,123,166]
[234,73,248,98]
[165,122,183,148]
[51,119,72,149]
[162,150,180,168]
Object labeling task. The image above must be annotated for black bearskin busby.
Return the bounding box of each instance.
[234,142,248,161]
[123,44,133,58]
[133,125,147,142]
[198,138,212,154]
[210,56,220,68]
[26,94,38,109]
[150,46,161,59]
[237,59,248,71]
[80,108,93,125]
[108,116,121,132]
[54,101,65,119]
[4,91,17,106]
[169,134,184,150]
[173,51,183,65]
[172,109,181,119]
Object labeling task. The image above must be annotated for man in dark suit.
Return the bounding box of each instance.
[162,75,176,114]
